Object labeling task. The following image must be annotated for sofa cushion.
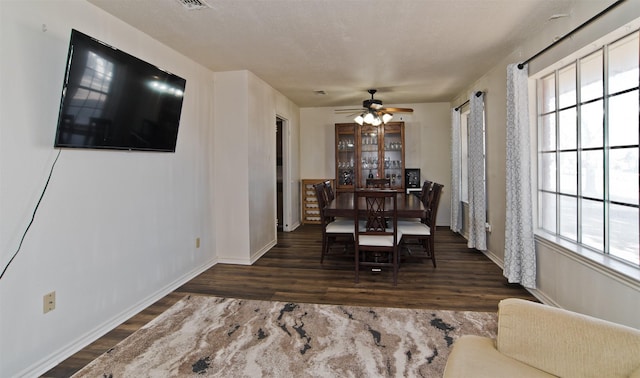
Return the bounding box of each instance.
[443,335,554,378]
[496,298,640,378]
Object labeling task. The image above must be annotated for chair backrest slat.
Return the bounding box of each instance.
[313,183,329,226]
[364,195,387,232]
[355,190,398,238]
[323,180,335,202]
[420,180,433,208]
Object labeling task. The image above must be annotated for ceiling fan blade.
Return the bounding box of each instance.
[334,108,365,113]
[381,107,414,113]
[338,111,363,117]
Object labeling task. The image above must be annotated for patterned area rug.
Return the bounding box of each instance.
[72,296,497,377]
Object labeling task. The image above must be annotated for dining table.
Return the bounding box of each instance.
[324,189,426,218]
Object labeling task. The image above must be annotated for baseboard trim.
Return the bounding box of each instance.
[285,220,301,232]
[251,239,277,264]
[481,248,504,268]
[27,257,218,378]
[525,287,561,308]
[216,239,278,265]
[479,248,559,308]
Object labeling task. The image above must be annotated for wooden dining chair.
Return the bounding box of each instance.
[398,183,444,267]
[314,183,354,263]
[354,189,401,285]
[323,180,335,202]
[401,180,432,223]
[420,180,433,206]
[322,180,342,221]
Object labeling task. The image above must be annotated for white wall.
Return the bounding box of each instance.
[248,73,278,260]
[0,1,301,377]
[450,0,640,329]
[0,1,217,376]
[300,103,452,226]
[212,71,251,264]
[213,71,300,264]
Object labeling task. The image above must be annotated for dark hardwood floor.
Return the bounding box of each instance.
[42,225,536,377]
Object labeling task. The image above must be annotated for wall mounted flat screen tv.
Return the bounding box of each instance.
[54,29,186,152]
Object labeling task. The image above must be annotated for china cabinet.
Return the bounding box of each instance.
[335,122,405,191]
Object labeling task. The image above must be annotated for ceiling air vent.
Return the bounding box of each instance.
[176,0,212,11]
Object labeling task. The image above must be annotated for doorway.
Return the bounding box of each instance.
[276,117,284,231]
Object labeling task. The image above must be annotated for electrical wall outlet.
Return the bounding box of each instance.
[43,291,56,314]
[196,237,200,248]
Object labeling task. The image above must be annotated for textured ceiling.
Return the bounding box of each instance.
[87,0,609,108]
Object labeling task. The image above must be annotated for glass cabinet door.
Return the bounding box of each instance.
[359,124,380,188]
[382,122,404,189]
[335,124,356,190]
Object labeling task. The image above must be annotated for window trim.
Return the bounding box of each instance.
[535,230,640,286]
[532,26,639,275]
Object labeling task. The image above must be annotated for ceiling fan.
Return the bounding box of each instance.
[336,89,413,125]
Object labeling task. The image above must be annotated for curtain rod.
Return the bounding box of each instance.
[454,91,483,111]
[517,0,626,69]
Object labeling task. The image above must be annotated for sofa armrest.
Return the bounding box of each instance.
[443,335,554,378]
[496,298,640,378]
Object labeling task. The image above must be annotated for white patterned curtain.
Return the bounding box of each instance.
[450,109,462,233]
[504,63,536,289]
[467,92,487,251]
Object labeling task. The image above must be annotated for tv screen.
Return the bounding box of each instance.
[54,29,186,152]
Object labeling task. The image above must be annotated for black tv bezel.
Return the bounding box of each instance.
[53,29,186,153]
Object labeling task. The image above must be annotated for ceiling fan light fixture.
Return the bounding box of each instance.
[345,89,412,125]
[363,112,375,124]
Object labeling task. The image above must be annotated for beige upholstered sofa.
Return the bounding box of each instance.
[443,298,640,378]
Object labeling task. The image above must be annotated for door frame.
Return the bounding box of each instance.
[276,115,292,232]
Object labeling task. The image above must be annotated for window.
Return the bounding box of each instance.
[458,107,486,204]
[537,30,639,267]
[67,51,114,125]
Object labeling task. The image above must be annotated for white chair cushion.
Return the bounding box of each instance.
[326,219,355,233]
[358,228,402,246]
[332,219,354,226]
[399,217,422,222]
[359,235,392,247]
[397,221,431,236]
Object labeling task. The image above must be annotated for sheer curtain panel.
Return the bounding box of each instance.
[467,92,487,250]
[450,108,462,232]
[504,63,536,288]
